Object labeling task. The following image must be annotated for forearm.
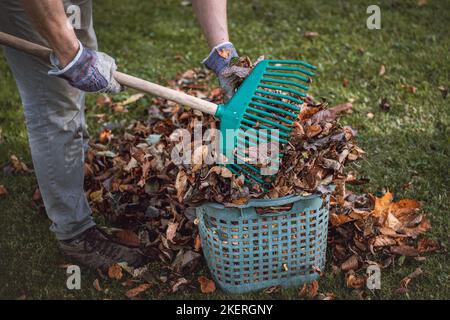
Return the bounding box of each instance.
[192,0,229,49]
[20,0,79,66]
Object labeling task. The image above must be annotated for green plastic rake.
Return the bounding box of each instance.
[0,31,316,188]
[215,59,316,186]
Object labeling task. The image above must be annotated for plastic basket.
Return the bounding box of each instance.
[196,193,330,294]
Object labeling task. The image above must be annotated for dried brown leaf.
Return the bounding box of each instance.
[175,170,188,202]
[373,235,397,247]
[198,276,216,294]
[0,185,8,196]
[125,283,152,298]
[304,31,319,38]
[194,234,202,252]
[345,271,366,289]
[341,255,359,271]
[108,264,123,280]
[378,64,386,76]
[114,229,140,247]
[166,222,179,243]
[391,245,419,257]
[93,279,102,292]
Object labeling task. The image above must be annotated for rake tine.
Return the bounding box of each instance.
[237,136,258,148]
[250,101,298,118]
[241,119,291,138]
[261,77,310,91]
[238,129,268,144]
[244,113,291,131]
[264,72,310,83]
[251,96,300,112]
[266,66,315,77]
[247,107,294,125]
[229,164,266,185]
[259,84,307,98]
[268,59,317,70]
[255,89,304,105]
[240,125,289,144]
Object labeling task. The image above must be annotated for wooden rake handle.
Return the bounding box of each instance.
[0,31,218,115]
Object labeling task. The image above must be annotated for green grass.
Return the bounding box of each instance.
[0,0,449,299]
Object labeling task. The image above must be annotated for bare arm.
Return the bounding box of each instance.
[20,0,79,67]
[192,0,229,49]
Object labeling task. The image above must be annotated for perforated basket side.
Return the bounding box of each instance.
[196,194,330,294]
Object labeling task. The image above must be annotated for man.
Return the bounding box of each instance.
[0,0,247,270]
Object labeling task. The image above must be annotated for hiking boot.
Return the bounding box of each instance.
[58,227,145,270]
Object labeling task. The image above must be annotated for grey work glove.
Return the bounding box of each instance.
[202,42,250,102]
[48,41,121,93]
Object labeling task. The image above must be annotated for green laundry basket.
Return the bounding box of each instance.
[196,193,330,294]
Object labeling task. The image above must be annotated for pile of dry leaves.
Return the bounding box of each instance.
[73,65,439,298]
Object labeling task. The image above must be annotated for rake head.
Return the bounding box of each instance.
[214,59,317,188]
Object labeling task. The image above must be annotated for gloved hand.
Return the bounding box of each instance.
[203,42,250,102]
[48,41,121,93]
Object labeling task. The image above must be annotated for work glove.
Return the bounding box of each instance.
[48,41,121,93]
[203,42,250,102]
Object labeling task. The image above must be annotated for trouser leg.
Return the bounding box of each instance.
[0,0,97,240]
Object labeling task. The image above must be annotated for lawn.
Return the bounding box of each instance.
[0,0,449,300]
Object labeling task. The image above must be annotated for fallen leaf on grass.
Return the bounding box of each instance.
[343,78,350,87]
[403,85,417,94]
[198,276,216,294]
[93,279,102,292]
[345,271,366,289]
[298,280,319,298]
[391,245,419,257]
[438,86,448,99]
[317,292,337,300]
[304,31,319,38]
[125,283,152,298]
[417,0,427,6]
[263,286,281,294]
[10,155,30,173]
[373,192,393,217]
[390,198,421,213]
[114,229,140,247]
[308,280,319,297]
[116,93,145,108]
[0,185,8,196]
[341,255,359,271]
[96,95,113,107]
[417,238,440,253]
[378,64,386,76]
[379,98,390,112]
[172,277,190,293]
[108,264,123,280]
[99,128,112,144]
[397,268,423,294]
[32,188,41,201]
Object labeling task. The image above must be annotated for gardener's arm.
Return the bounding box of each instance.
[192,0,249,101]
[20,0,120,93]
